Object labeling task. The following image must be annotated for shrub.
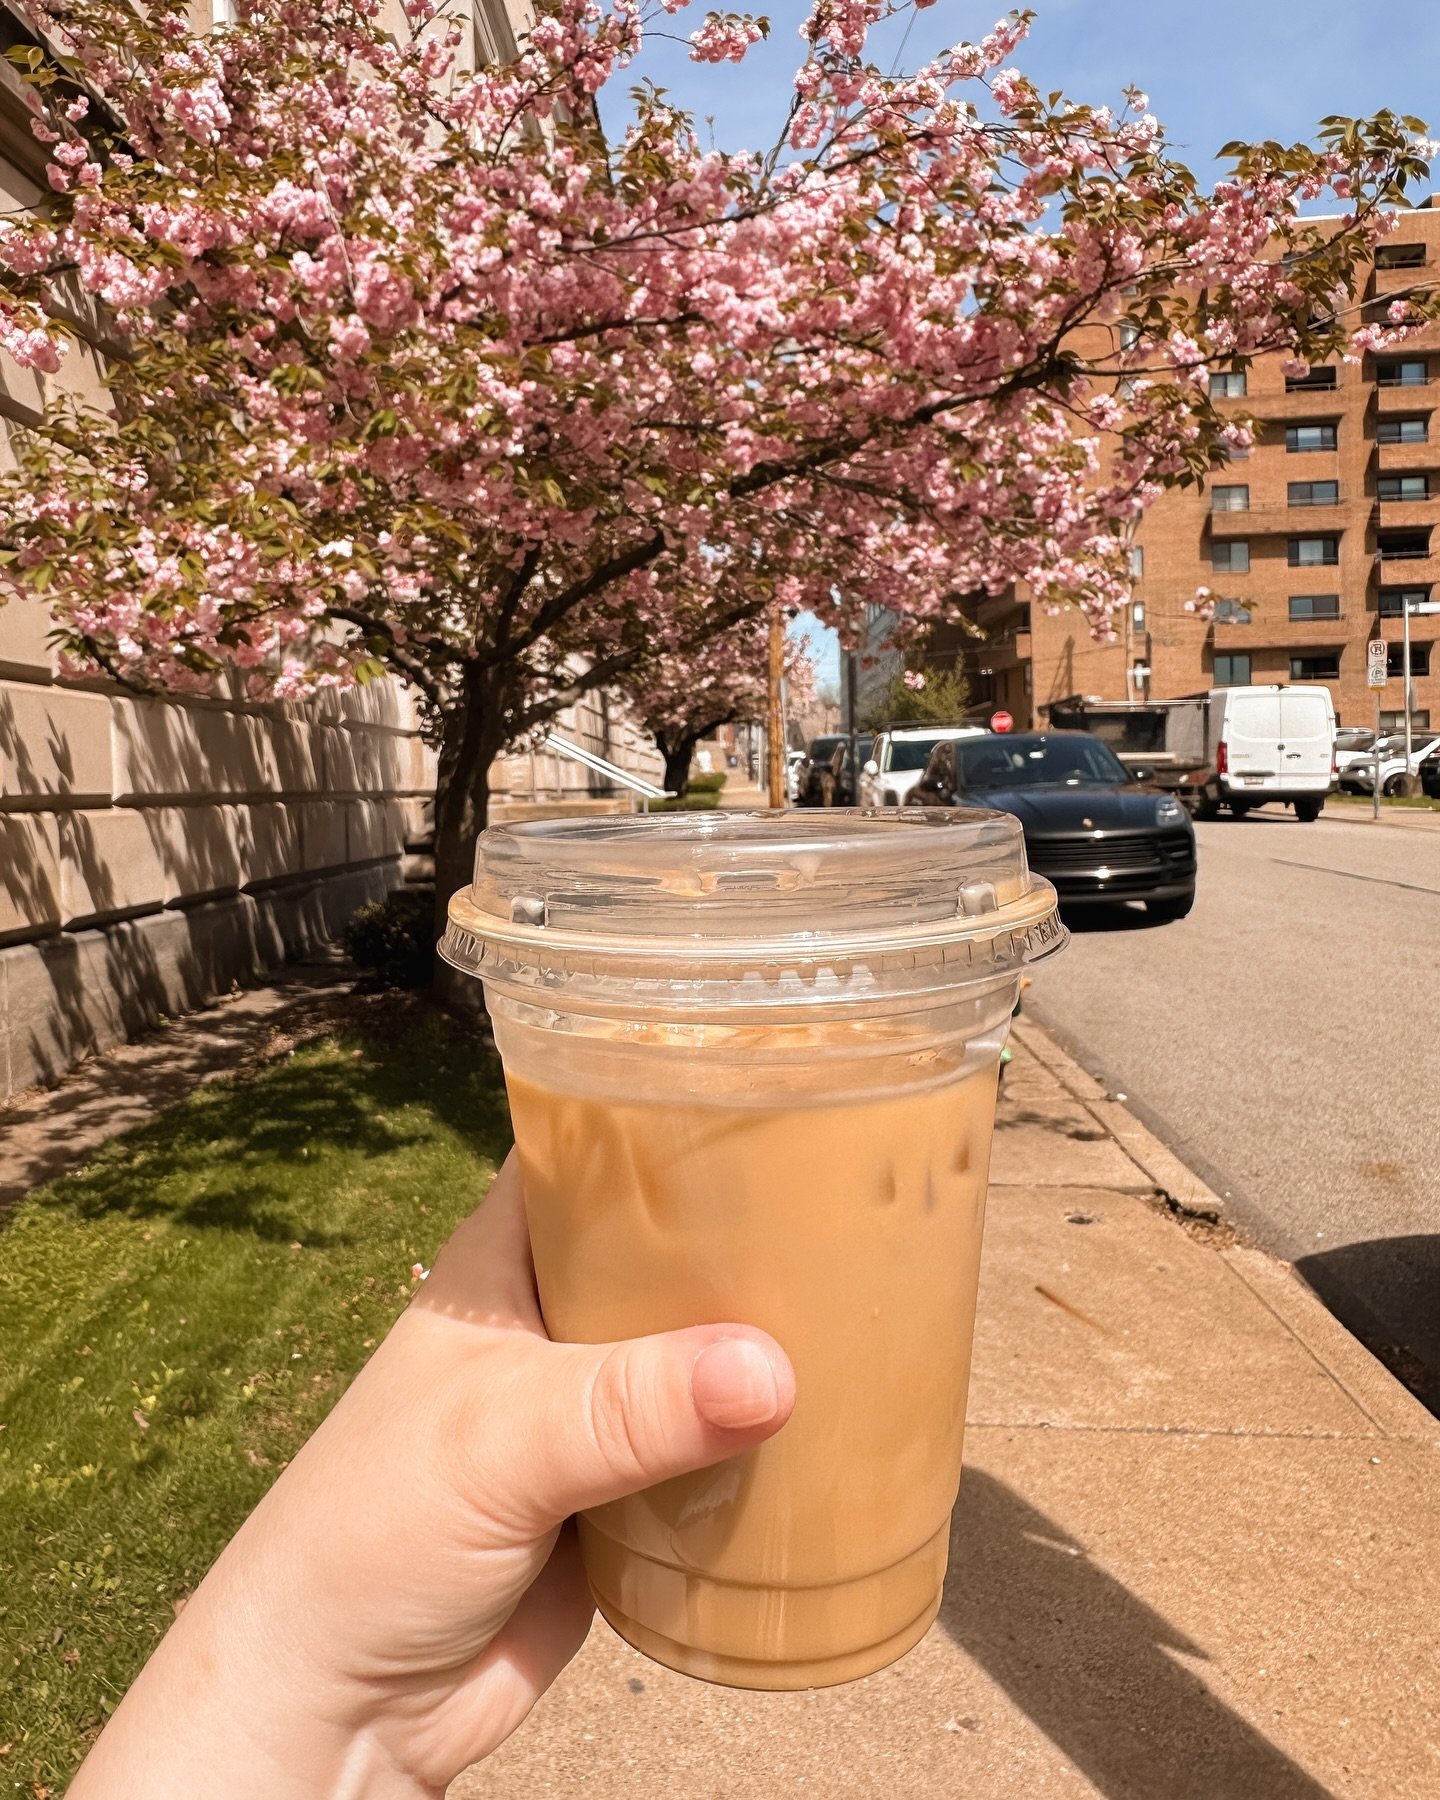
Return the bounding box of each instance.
[686,770,728,793]
[342,887,435,987]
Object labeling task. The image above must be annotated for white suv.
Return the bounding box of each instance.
[1343,732,1440,796]
[860,725,989,808]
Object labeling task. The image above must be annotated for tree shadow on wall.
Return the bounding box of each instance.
[941,1470,1332,1800]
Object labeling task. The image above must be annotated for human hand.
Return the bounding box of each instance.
[71,1153,795,1799]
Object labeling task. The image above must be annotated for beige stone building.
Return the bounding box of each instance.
[958,207,1440,734]
[0,0,659,1100]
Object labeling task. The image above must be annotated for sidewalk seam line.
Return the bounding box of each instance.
[1218,1253,1393,1438]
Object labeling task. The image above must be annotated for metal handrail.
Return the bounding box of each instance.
[543,732,674,802]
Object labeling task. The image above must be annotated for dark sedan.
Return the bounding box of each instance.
[796,734,845,806]
[912,731,1197,920]
[1421,744,1440,799]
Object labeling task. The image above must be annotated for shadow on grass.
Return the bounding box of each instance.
[32,999,513,1246]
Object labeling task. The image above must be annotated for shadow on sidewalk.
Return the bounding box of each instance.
[940,1470,1331,1800]
[1295,1233,1440,1418]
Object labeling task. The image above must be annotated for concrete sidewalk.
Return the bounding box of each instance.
[454,1021,1440,1800]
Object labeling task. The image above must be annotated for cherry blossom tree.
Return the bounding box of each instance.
[618,621,814,795]
[0,0,1435,937]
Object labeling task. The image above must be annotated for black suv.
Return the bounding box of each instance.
[912,731,1197,921]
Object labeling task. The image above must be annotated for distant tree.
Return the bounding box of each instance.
[862,661,971,732]
[616,624,815,796]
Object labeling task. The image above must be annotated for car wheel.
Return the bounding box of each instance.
[1146,892,1195,923]
[1382,773,1407,798]
[1193,787,1221,821]
[1294,797,1324,822]
[1229,800,1252,817]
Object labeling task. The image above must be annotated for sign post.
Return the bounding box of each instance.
[1367,638,1388,821]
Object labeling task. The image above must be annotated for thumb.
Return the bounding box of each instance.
[519,1325,795,1530]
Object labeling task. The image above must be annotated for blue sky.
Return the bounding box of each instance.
[602,0,1440,686]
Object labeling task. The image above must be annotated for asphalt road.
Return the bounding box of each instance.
[1026,810,1440,1412]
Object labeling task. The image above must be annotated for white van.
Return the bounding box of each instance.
[860,724,989,807]
[1188,685,1335,820]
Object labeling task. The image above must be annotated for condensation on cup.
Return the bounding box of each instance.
[440,809,1065,1690]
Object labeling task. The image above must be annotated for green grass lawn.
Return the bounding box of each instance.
[1328,790,1440,812]
[0,1000,510,1795]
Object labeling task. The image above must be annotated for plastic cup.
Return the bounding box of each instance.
[440,809,1064,1690]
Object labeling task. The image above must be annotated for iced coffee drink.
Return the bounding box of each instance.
[441,810,1063,1690]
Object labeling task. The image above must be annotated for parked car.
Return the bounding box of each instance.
[826,736,874,806]
[1341,732,1440,797]
[859,724,989,807]
[1421,743,1440,798]
[1333,727,1379,781]
[911,730,1197,920]
[796,734,845,806]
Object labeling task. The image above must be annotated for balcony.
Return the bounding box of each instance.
[1374,381,1436,415]
[1370,550,1440,587]
[981,630,1032,671]
[1375,498,1437,531]
[1375,439,1440,472]
[1207,503,1349,537]
[1246,387,1344,422]
[1369,261,1432,298]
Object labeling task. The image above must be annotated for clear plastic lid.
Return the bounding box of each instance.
[440,809,1064,993]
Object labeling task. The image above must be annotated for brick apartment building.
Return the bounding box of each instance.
[958,205,1440,732]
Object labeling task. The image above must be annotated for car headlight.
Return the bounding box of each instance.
[1155,797,1185,824]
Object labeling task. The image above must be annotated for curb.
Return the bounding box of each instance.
[1010,1014,1440,1447]
[1322,805,1440,834]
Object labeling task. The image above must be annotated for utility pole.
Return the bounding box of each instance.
[767,608,785,809]
[845,647,859,806]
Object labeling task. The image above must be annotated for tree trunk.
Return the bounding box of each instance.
[657,729,701,799]
[431,666,510,1009]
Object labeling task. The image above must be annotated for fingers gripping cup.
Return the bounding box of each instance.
[441,809,1064,1691]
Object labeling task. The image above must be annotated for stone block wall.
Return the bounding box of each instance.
[0,593,436,1098]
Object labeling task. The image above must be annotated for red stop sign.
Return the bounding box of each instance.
[990,710,1014,733]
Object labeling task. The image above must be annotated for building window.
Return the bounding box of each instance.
[1288,480,1339,507]
[1120,320,1141,350]
[1377,244,1427,269]
[1214,653,1252,686]
[1378,587,1430,617]
[1131,601,1146,628]
[1381,709,1432,729]
[1222,439,1252,461]
[1211,484,1249,513]
[1285,423,1338,452]
[1378,474,1430,501]
[1289,594,1340,621]
[1290,652,1341,680]
[1377,530,1430,561]
[1377,418,1428,445]
[1288,537,1339,567]
[1377,359,1429,387]
[1210,371,1246,399]
[1285,367,1337,392]
[1129,545,1144,578]
[1211,541,1250,573]
[1213,599,1252,624]
[1387,643,1432,677]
